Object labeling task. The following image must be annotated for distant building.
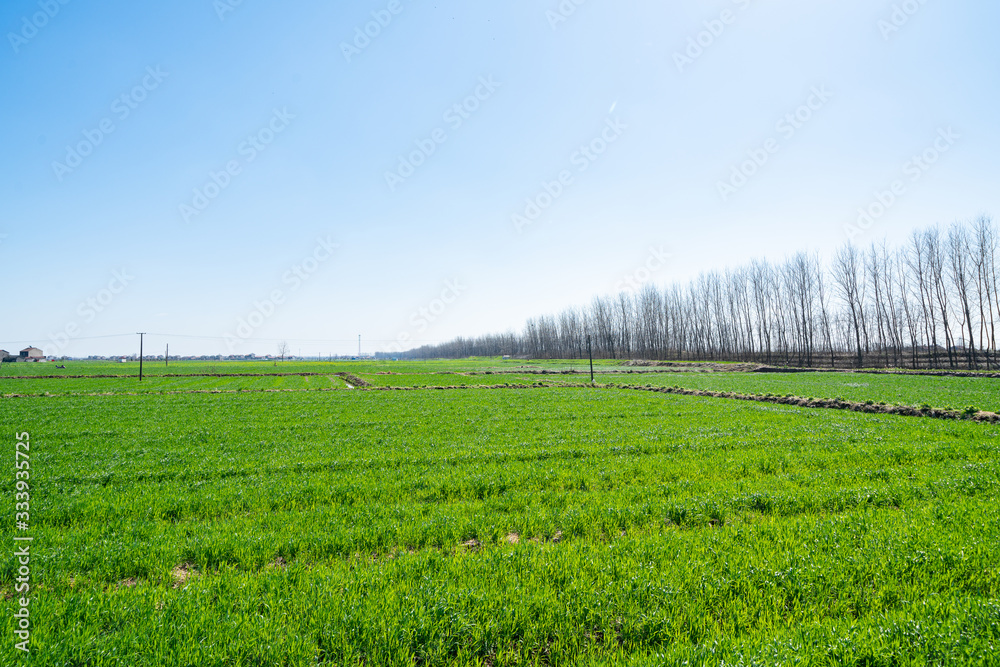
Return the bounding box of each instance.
[19,347,43,362]
[0,349,11,362]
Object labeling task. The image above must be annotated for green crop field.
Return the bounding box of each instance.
[0,358,613,378]
[601,371,1000,414]
[1,360,999,665]
[0,373,353,396]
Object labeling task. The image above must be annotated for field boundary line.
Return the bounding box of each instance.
[0,372,366,381]
[6,365,999,382]
[615,383,1000,423]
[439,365,1000,379]
[0,382,583,399]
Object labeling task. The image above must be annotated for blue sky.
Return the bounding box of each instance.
[2,0,998,357]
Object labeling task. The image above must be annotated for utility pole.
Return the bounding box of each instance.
[358,334,361,358]
[165,344,169,367]
[137,332,146,381]
[587,335,594,384]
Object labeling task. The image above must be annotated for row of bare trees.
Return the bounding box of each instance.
[400,217,1000,369]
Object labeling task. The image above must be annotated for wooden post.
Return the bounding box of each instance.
[587,335,594,383]
[137,332,146,381]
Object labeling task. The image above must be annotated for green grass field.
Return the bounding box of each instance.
[2,361,999,665]
[601,371,1000,414]
[6,360,999,414]
[0,358,614,378]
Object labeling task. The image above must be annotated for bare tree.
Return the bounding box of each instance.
[948,223,978,368]
[402,218,1000,370]
[832,245,865,367]
[972,216,998,367]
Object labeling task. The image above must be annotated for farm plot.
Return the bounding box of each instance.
[0,358,611,378]
[1,382,998,665]
[357,372,579,388]
[0,373,352,396]
[602,371,1000,414]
